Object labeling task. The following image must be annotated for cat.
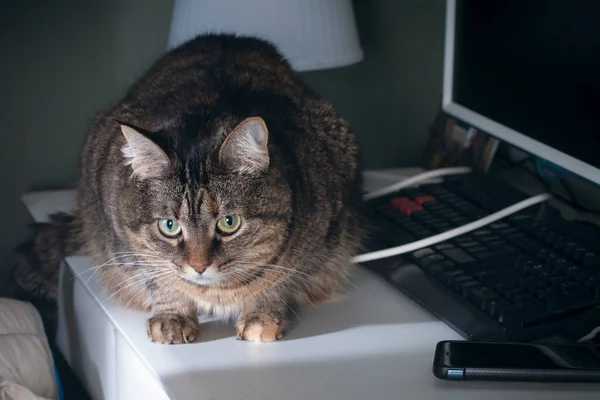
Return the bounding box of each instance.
[76,34,364,344]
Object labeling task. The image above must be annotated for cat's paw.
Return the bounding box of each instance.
[236,313,286,342]
[146,314,199,344]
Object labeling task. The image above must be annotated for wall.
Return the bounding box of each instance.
[304,0,446,169]
[0,0,446,293]
[0,0,175,293]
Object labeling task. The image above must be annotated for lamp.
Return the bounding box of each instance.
[167,0,363,71]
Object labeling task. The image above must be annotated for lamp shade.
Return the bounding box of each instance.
[167,0,363,71]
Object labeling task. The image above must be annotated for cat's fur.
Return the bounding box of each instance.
[77,34,363,343]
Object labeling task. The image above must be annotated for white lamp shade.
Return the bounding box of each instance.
[167,0,364,71]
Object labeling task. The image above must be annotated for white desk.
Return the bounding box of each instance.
[22,169,600,400]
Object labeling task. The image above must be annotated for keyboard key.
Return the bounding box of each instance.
[582,252,600,267]
[455,279,481,296]
[454,241,480,249]
[440,270,469,285]
[479,234,502,243]
[414,195,435,205]
[464,245,488,254]
[412,248,435,259]
[545,290,594,312]
[412,228,435,238]
[512,237,544,257]
[468,287,502,310]
[496,303,545,324]
[424,260,457,277]
[509,213,535,224]
[390,197,424,216]
[562,242,579,256]
[441,248,477,266]
[486,299,512,319]
[420,254,446,268]
[469,248,520,264]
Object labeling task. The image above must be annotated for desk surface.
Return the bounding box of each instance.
[22,169,600,400]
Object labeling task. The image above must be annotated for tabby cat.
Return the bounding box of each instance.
[77,34,363,344]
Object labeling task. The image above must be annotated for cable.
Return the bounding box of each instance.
[363,167,472,201]
[578,324,600,343]
[352,193,551,264]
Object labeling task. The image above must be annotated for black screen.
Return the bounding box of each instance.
[440,342,600,370]
[453,0,600,170]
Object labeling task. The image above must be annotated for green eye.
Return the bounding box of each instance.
[216,215,242,235]
[157,219,182,237]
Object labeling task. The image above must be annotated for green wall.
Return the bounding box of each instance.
[0,0,446,293]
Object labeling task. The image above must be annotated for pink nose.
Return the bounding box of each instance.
[188,263,209,274]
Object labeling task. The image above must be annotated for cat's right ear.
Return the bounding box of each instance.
[219,117,269,174]
[120,124,170,179]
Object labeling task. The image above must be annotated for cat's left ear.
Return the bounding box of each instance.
[219,117,269,174]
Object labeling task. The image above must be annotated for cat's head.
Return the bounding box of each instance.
[116,116,291,288]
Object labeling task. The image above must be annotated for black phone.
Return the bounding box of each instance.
[433,340,600,382]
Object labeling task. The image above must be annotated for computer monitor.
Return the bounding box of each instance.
[443,0,600,185]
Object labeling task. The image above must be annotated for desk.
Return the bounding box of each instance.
[22,169,599,400]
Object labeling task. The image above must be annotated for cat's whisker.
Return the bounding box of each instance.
[225,269,301,322]
[111,252,165,259]
[143,274,174,308]
[127,271,179,309]
[104,275,169,306]
[72,255,135,279]
[231,264,320,288]
[102,276,149,304]
[227,268,296,292]
[225,268,306,293]
[234,262,315,279]
[75,260,174,278]
[81,262,175,284]
[266,288,302,323]
[111,269,170,290]
[73,254,172,280]
[103,270,172,294]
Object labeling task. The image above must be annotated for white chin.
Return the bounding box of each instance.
[185,275,215,286]
[182,266,219,286]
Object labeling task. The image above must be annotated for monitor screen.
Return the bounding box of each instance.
[444,0,600,184]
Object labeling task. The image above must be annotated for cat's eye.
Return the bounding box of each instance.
[216,215,242,236]
[157,219,182,238]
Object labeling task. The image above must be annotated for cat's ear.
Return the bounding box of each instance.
[219,117,269,174]
[120,124,170,179]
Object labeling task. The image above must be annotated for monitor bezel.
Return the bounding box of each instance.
[442,0,600,186]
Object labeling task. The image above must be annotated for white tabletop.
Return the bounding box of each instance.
[22,170,600,400]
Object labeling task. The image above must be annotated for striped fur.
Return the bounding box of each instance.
[76,34,364,344]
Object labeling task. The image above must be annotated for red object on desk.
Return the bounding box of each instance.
[414,195,435,205]
[390,197,424,216]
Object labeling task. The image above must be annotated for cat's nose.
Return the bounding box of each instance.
[187,262,209,274]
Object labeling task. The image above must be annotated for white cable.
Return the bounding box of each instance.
[578,325,600,343]
[352,193,552,264]
[363,166,472,201]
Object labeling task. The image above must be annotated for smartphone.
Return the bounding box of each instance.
[433,340,600,382]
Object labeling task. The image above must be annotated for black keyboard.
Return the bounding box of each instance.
[362,173,600,342]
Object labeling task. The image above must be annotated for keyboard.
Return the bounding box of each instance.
[362,173,600,342]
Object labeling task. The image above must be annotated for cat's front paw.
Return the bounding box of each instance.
[236,313,286,342]
[146,314,199,344]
